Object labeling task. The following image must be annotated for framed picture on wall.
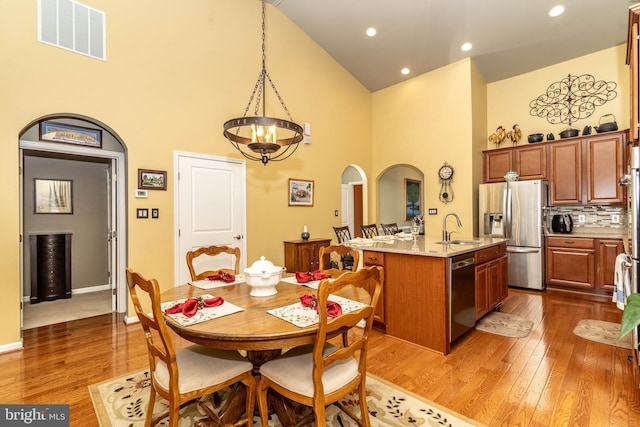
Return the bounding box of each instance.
[34,179,73,214]
[288,178,314,206]
[138,169,167,190]
[405,178,422,220]
[39,121,102,148]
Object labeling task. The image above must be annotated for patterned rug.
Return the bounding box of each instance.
[475,311,534,338]
[88,369,485,427]
[573,319,633,349]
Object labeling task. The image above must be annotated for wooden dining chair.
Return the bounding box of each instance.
[318,244,360,276]
[186,245,241,281]
[360,224,379,238]
[332,226,352,244]
[380,223,400,235]
[126,268,255,427]
[256,266,383,427]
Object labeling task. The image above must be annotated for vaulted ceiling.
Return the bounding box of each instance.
[269,0,632,91]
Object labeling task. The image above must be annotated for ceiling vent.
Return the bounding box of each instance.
[38,0,106,61]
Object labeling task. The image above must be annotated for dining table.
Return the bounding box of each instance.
[160,274,370,426]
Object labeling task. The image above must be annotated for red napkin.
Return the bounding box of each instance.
[206,272,235,283]
[295,270,330,283]
[164,296,225,317]
[300,294,342,318]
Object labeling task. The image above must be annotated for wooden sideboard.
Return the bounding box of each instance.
[283,238,331,272]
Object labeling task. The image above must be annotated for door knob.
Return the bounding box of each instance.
[234,235,242,240]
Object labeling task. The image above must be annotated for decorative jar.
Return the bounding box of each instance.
[504,170,519,182]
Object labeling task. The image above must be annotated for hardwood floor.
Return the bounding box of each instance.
[0,288,638,426]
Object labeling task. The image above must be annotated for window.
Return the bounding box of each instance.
[38,0,106,60]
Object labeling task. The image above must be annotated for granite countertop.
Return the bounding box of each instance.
[346,235,507,258]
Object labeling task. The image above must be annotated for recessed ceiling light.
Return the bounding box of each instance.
[401,68,410,75]
[549,5,565,17]
[366,27,377,37]
[461,42,473,52]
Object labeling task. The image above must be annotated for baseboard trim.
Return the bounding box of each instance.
[0,340,23,354]
[22,284,111,303]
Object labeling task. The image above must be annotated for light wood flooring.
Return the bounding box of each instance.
[0,288,638,426]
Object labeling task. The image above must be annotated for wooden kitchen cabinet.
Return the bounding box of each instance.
[548,131,626,205]
[283,238,331,273]
[483,144,546,183]
[546,236,595,291]
[475,243,507,319]
[362,250,386,329]
[548,139,583,205]
[586,133,626,204]
[596,238,624,292]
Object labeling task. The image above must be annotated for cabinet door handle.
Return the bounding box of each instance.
[367,257,378,261]
[564,241,575,245]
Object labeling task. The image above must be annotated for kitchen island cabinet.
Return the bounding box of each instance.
[475,244,508,319]
[348,236,507,355]
[362,250,386,329]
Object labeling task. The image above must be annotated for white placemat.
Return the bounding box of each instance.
[189,274,246,289]
[280,275,321,290]
[267,294,366,328]
[161,294,244,326]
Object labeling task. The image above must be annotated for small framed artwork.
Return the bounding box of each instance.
[405,178,422,220]
[34,179,73,214]
[138,169,167,190]
[288,178,314,206]
[39,121,102,148]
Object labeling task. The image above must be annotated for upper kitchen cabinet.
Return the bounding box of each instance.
[483,144,547,183]
[548,131,627,206]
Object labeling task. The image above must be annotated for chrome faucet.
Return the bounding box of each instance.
[442,213,462,242]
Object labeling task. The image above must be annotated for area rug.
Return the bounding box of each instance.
[475,311,534,338]
[88,369,485,427]
[573,319,633,350]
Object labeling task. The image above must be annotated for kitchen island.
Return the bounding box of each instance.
[348,235,507,355]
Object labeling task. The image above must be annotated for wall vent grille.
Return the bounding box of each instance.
[38,0,106,61]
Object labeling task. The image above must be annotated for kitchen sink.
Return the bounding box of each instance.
[435,240,480,245]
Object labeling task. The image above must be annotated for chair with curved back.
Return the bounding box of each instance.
[256,266,384,427]
[332,226,352,244]
[318,244,360,277]
[380,223,400,235]
[360,224,379,238]
[186,245,241,281]
[125,267,255,427]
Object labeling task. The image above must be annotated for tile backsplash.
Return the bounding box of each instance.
[545,205,626,234]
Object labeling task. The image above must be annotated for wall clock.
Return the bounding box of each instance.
[438,163,454,203]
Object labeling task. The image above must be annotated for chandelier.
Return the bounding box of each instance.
[223,0,303,165]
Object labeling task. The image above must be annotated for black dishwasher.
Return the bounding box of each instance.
[449,253,476,342]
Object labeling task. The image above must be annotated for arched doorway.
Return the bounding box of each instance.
[377,164,425,231]
[341,165,368,238]
[18,114,127,329]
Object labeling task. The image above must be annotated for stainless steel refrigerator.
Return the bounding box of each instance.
[478,179,548,290]
[619,146,640,383]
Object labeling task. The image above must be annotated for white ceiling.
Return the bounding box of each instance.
[268,0,633,92]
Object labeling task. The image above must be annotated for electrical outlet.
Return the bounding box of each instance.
[612,214,620,224]
[578,214,585,224]
[428,208,437,215]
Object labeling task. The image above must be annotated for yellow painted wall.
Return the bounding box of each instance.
[487,45,629,149]
[0,0,371,346]
[371,59,477,238]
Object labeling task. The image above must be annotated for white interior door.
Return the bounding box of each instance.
[175,152,246,285]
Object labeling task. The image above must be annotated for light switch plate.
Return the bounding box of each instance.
[612,214,620,224]
[578,214,585,224]
[428,208,437,215]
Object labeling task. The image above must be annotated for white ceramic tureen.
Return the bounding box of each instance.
[243,256,283,297]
